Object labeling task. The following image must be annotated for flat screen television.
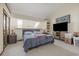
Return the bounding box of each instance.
[53,22,68,31]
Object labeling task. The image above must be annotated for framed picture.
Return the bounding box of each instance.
[56,15,70,23]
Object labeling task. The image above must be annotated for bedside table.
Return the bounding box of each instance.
[9,34,17,44]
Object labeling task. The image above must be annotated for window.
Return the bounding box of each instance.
[34,22,40,28]
[17,19,23,28]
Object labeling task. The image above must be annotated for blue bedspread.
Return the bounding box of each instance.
[23,35,54,50]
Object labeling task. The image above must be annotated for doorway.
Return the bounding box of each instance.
[3,9,10,49]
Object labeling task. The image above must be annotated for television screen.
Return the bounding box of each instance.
[53,22,68,31]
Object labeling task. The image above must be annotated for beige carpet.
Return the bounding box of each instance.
[2,41,77,56]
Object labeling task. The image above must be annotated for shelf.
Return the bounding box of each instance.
[47,21,50,33]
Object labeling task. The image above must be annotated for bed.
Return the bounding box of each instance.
[23,29,54,52]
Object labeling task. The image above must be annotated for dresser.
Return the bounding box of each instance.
[9,34,17,44]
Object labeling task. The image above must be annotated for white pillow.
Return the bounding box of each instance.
[24,31,32,35]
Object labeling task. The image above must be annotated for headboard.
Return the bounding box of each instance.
[23,29,40,35]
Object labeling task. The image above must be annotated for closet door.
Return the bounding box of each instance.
[3,12,7,48]
[3,9,10,49]
[7,17,10,43]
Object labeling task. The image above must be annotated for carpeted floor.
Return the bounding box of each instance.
[2,41,78,56]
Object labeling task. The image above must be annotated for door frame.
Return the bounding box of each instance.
[3,8,10,49]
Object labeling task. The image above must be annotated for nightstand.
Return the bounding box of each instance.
[9,34,17,44]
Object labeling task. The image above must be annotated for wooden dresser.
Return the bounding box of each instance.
[9,34,17,44]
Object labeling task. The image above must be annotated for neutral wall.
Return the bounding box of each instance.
[11,17,47,40]
[10,17,17,30]
[0,3,11,54]
[15,28,23,40]
[11,17,47,29]
[49,4,79,34]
